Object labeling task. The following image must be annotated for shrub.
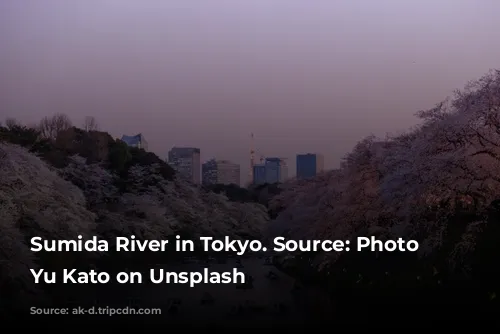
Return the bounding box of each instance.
[107,140,132,173]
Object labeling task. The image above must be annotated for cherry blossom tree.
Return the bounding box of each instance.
[269,69,500,272]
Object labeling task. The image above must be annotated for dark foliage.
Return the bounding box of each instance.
[0,123,41,147]
[204,183,255,202]
[275,202,500,324]
[127,146,175,180]
[0,124,175,182]
[204,182,283,209]
[108,139,132,173]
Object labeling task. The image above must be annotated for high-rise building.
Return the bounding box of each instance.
[253,164,266,185]
[253,157,287,185]
[265,157,281,184]
[121,133,148,151]
[296,153,324,179]
[202,159,218,185]
[168,147,201,184]
[279,160,288,182]
[202,159,240,186]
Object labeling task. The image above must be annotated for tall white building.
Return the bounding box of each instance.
[168,147,201,184]
[202,159,240,186]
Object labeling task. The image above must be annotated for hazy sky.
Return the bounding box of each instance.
[1,0,500,180]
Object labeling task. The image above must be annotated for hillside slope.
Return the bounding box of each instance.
[267,70,500,315]
[0,128,269,312]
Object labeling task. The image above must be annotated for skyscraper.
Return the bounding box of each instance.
[296,153,324,179]
[202,159,240,186]
[121,133,148,151]
[265,157,281,184]
[253,164,266,185]
[168,147,201,184]
[253,157,287,184]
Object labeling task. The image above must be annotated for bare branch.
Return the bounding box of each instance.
[38,113,72,140]
[83,116,99,132]
[4,118,19,130]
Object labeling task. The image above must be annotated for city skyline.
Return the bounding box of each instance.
[157,135,329,178]
[154,139,325,183]
[164,141,323,183]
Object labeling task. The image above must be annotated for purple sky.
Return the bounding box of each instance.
[1,0,500,180]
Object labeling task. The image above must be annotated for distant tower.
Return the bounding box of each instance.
[249,133,255,184]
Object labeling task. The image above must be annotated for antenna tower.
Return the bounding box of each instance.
[249,133,255,183]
